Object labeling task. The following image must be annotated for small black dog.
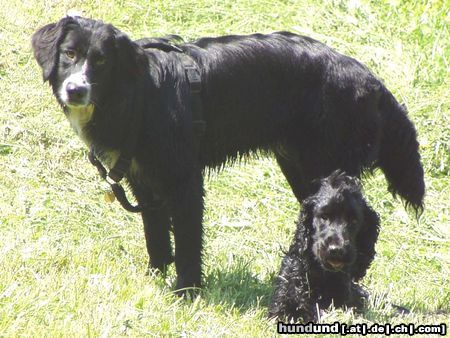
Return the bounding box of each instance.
[32,15,423,293]
[269,171,379,322]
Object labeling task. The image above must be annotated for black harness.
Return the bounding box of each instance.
[89,48,205,213]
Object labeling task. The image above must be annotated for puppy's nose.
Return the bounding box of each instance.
[325,244,350,270]
[66,82,88,101]
[327,244,346,259]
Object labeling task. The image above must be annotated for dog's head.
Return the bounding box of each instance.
[32,15,145,111]
[303,170,379,273]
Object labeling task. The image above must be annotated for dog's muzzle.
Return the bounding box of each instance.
[60,69,91,107]
[322,243,354,271]
[66,81,89,104]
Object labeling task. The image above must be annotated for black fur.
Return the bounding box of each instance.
[32,16,424,292]
[268,170,380,322]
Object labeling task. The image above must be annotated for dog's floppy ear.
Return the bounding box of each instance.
[299,195,317,233]
[352,204,380,281]
[32,18,72,82]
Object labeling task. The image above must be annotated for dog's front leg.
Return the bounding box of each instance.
[131,184,174,273]
[141,205,174,273]
[269,256,319,322]
[346,282,369,310]
[169,171,204,295]
[319,272,354,308]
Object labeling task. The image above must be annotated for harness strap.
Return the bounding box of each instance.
[183,59,206,137]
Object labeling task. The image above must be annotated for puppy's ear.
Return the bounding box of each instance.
[32,19,70,82]
[352,204,380,281]
[299,195,317,233]
[114,30,147,80]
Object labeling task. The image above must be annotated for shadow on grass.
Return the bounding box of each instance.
[200,262,450,323]
[202,259,275,313]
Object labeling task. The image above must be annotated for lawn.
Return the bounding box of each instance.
[0,0,448,336]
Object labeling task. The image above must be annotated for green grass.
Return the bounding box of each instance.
[0,0,448,336]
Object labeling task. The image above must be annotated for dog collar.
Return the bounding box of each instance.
[88,148,148,212]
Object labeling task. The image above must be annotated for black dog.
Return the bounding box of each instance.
[269,171,379,322]
[32,15,424,292]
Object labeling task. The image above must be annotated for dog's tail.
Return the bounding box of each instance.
[377,88,425,215]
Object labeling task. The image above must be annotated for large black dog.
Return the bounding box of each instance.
[268,170,379,322]
[32,15,424,292]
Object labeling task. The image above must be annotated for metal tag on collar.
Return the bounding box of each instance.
[104,176,117,203]
[104,190,116,203]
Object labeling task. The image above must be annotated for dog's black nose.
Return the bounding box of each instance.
[324,243,353,270]
[327,244,346,259]
[66,82,88,102]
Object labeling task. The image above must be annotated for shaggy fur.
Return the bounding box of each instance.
[268,171,380,322]
[32,16,423,292]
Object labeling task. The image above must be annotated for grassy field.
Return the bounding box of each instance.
[0,0,448,336]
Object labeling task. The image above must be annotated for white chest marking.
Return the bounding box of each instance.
[66,104,94,144]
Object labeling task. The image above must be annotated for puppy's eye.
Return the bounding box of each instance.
[320,214,329,221]
[65,50,76,59]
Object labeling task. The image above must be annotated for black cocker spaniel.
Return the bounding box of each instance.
[269,171,380,322]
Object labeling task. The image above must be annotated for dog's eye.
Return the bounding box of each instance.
[95,56,106,66]
[65,50,76,59]
[320,214,329,221]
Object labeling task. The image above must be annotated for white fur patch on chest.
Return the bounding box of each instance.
[101,150,120,169]
[98,151,140,173]
[130,158,143,178]
[100,152,147,183]
[66,104,94,144]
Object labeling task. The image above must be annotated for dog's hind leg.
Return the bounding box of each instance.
[274,143,364,203]
[274,149,314,202]
[169,170,205,294]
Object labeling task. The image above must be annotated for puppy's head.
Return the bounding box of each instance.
[305,170,373,273]
[32,16,145,111]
